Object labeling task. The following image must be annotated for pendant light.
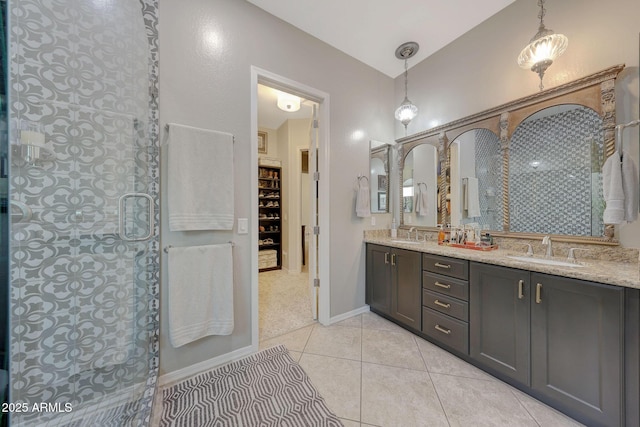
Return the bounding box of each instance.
[394,42,419,133]
[517,0,568,91]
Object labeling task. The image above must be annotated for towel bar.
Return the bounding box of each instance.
[164,241,235,253]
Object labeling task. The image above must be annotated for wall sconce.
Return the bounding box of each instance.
[517,0,568,91]
[394,42,419,133]
[277,93,301,112]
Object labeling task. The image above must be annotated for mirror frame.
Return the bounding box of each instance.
[370,143,390,213]
[396,64,624,245]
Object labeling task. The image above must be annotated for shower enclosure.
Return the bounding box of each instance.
[7,0,159,425]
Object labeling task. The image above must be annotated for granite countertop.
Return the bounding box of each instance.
[364,236,640,290]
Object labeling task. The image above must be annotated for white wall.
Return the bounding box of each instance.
[395,0,640,248]
[159,0,394,376]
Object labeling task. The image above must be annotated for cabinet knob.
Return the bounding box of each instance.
[434,281,451,289]
[536,283,543,304]
[518,280,525,300]
[434,324,452,335]
[434,300,451,309]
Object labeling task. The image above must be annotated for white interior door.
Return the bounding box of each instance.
[308,104,319,320]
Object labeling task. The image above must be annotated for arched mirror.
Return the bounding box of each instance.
[401,143,439,227]
[509,105,605,236]
[449,129,503,231]
[370,140,390,213]
[395,65,623,244]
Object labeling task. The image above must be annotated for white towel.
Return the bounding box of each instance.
[603,154,625,224]
[622,152,639,223]
[464,177,481,218]
[414,185,429,216]
[356,179,370,217]
[168,244,234,347]
[168,124,234,231]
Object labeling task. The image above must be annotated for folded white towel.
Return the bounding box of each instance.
[414,184,429,216]
[168,124,234,231]
[603,154,625,224]
[464,177,481,218]
[356,179,371,217]
[169,244,234,348]
[622,152,639,223]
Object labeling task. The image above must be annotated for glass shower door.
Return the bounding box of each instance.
[8,0,157,425]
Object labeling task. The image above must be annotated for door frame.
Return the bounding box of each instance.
[250,66,331,349]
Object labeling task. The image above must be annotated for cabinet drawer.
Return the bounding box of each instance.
[422,308,469,354]
[423,272,469,301]
[423,290,468,322]
[423,254,468,280]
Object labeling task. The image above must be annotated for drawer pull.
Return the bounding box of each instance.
[518,280,525,300]
[434,281,451,289]
[434,324,451,335]
[434,262,451,269]
[391,253,396,266]
[434,300,451,309]
[384,252,389,264]
[536,283,542,304]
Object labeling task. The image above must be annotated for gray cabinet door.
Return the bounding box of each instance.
[366,244,391,315]
[531,273,624,427]
[470,263,530,385]
[391,248,422,330]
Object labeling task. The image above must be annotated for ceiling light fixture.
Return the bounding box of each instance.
[394,41,419,133]
[277,94,301,112]
[517,0,568,91]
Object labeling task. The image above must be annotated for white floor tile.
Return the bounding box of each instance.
[304,324,362,361]
[362,328,425,371]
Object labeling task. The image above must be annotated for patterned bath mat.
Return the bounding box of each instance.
[160,345,342,426]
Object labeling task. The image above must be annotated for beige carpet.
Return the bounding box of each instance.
[259,269,315,340]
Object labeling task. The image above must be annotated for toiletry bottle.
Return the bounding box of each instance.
[391,218,397,238]
[437,224,445,244]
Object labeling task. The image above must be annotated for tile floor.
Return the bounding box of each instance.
[259,311,585,427]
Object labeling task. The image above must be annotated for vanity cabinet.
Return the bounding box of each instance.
[470,263,530,385]
[422,254,470,354]
[366,244,421,331]
[470,262,625,426]
[530,272,624,427]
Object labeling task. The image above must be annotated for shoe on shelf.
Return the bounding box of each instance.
[259,201,264,207]
[259,213,267,219]
[273,201,279,207]
[259,192,265,198]
[258,239,264,246]
[264,238,273,245]
[266,201,274,207]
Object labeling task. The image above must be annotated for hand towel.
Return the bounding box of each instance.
[169,244,234,347]
[356,179,371,217]
[603,153,625,224]
[414,184,429,216]
[464,177,481,218]
[622,152,639,223]
[168,124,234,231]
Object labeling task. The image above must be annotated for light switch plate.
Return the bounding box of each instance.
[371,216,376,226]
[238,218,248,234]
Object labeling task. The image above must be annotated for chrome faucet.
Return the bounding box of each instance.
[542,236,553,258]
[408,227,416,240]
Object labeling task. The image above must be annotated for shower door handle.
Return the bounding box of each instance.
[118,193,155,241]
[10,200,33,222]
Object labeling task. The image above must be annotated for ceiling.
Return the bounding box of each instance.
[258,84,315,130]
[247,0,516,78]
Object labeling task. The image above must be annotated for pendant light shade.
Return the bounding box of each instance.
[517,0,568,91]
[395,42,419,132]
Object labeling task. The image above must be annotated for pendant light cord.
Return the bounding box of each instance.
[403,58,409,99]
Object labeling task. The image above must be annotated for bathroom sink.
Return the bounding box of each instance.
[506,256,584,268]
[390,240,422,245]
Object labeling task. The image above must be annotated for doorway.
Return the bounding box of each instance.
[251,67,330,347]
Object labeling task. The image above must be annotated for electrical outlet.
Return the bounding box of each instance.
[371,216,376,226]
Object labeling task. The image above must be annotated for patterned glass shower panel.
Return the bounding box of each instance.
[9,0,158,425]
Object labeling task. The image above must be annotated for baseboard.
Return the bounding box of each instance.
[158,344,255,387]
[327,305,370,325]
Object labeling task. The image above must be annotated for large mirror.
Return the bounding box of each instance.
[370,140,390,213]
[402,143,439,226]
[396,65,624,244]
[509,105,604,236]
[449,129,503,231]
